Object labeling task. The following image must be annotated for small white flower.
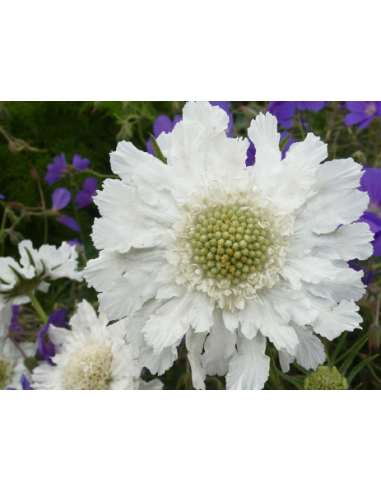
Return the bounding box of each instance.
[84,102,373,390]
[31,300,163,390]
[0,240,82,336]
[0,338,35,390]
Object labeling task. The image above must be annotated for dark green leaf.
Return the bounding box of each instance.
[149,133,167,164]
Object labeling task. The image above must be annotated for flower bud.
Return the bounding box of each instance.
[304,366,348,390]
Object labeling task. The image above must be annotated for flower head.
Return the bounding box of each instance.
[344,102,381,129]
[85,102,372,390]
[267,101,295,128]
[304,366,348,390]
[31,300,163,390]
[72,154,90,171]
[75,177,98,209]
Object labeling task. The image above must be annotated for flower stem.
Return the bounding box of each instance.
[28,292,48,324]
[83,169,118,179]
[0,206,9,242]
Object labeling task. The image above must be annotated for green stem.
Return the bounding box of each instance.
[28,291,48,324]
[83,169,118,179]
[0,206,9,242]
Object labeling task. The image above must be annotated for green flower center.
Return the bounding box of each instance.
[304,366,348,390]
[0,360,9,390]
[189,205,275,285]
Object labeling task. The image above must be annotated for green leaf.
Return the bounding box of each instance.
[292,362,310,376]
[339,337,368,376]
[149,133,167,164]
[277,369,304,390]
[346,354,379,386]
[329,332,348,367]
[279,133,292,153]
[24,247,36,268]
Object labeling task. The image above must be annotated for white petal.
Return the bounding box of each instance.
[309,297,362,340]
[226,332,270,390]
[139,379,164,390]
[281,256,337,289]
[138,343,178,376]
[314,157,364,194]
[92,179,175,253]
[201,310,236,376]
[279,350,294,373]
[182,101,229,136]
[186,329,207,390]
[266,284,317,326]
[222,310,240,333]
[110,141,159,183]
[96,250,166,319]
[248,112,280,151]
[293,325,326,371]
[142,292,214,353]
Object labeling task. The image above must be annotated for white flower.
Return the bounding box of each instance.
[31,300,163,390]
[0,338,35,390]
[84,102,373,390]
[0,240,82,336]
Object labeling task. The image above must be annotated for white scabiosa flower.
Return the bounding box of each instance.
[0,240,82,336]
[31,300,163,390]
[0,338,35,390]
[84,102,373,390]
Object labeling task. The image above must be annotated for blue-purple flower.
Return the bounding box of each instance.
[45,153,67,185]
[52,188,80,232]
[45,153,91,185]
[75,177,98,209]
[267,101,295,128]
[8,305,22,334]
[295,102,328,112]
[37,308,69,365]
[345,102,381,130]
[67,238,83,248]
[358,168,381,255]
[0,193,5,199]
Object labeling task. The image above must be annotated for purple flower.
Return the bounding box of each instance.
[295,102,328,112]
[345,102,381,130]
[246,132,295,167]
[51,188,80,232]
[358,168,381,255]
[45,153,67,185]
[75,177,98,209]
[37,308,69,365]
[209,101,233,137]
[147,115,182,155]
[72,154,90,171]
[267,102,296,129]
[7,375,34,391]
[68,238,83,248]
[0,193,5,199]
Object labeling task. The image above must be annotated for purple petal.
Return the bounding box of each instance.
[146,137,154,155]
[173,115,182,126]
[52,187,71,211]
[358,116,374,130]
[37,308,69,365]
[48,308,69,329]
[0,193,5,199]
[67,238,83,248]
[245,140,256,167]
[83,177,98,193]
[373,232,381,256]
[359,169,381,206]
[57,216,80,232]
[357,212,381,234]
[75,190,93,209]
[296,101,328,112]
[280,132,296,159]
[344,112,369,127]
[346,102,369,113]
[21,375,33,390]
[268,101,295,128]
[44,153,67,185]
[8,305,22,333]
[153,115,174,137]
[72,154,90,170]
